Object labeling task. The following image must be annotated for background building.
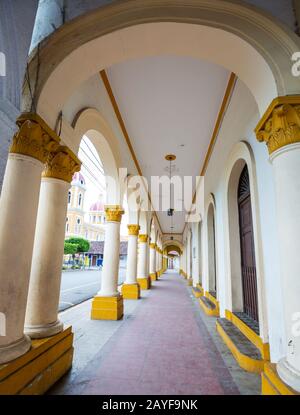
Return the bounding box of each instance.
[65,172,105,242]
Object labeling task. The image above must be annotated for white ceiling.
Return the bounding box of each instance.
[107,56,229,233]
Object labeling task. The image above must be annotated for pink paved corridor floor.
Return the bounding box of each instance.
[50,272,251,395]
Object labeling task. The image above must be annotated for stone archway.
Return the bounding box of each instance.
[23,0,300,129]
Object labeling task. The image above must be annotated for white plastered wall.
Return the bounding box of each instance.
[198,79,284,362]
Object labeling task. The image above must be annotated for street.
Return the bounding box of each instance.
[59,266,126,311]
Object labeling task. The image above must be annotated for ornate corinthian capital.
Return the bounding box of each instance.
[105,205,124,222]
[43,146,81,183]
[127,224,140,236]
[255,96,300,154]
[149,243,156,249]
[139,234,148,243]
[10,113,60,163]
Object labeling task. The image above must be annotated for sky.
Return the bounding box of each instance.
[78,136,128,236]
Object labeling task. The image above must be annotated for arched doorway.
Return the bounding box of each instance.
[238,165,259,323]
[207,203,217,297]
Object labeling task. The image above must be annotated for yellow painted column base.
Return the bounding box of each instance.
[187,278,193,286]
[150,273,157,281]
[121,283,140,299]
[137,276,151,290]
[261,363,299,395]
[91,295,124,320]
[0,326,73,395]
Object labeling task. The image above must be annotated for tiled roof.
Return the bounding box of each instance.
[88,240,128,255]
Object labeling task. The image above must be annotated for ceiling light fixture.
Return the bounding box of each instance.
[165,154,176,217]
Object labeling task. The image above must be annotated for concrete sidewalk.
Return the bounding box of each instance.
[49,271,260,395]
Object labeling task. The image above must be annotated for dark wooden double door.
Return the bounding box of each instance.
[238,166,259,323]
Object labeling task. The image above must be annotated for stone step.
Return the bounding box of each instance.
[192,287,203,298]
[199,296,219,316]
[216,318,264,373]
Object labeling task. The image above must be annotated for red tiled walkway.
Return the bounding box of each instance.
[57,272,239,395]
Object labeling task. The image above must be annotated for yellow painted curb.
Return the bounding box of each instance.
[192,287,203,298]
[199,296,219,317]
[225,310,270,360]
[216,320,264,373]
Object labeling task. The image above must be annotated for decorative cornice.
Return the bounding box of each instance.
[128,224,140,236]
[149,243,156,249]
[43,146,81,183]
[10,113,60,163]
[255,96,300,154]
[139,234,148,243]
[104,205,124,222]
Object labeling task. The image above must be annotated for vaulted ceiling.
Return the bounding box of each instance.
[106,56,230,234]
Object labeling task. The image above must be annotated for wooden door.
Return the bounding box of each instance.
[238,166,259,322]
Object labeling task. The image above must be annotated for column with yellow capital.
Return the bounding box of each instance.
[149,243,157,281]
[25,146,81,338]
[158,248,163,276]
[91,205,124,320]
[0,113,60,363]
[121,224,140,300]
[255,96,300,391]
[137,234,151,290]
[155,246,160,279]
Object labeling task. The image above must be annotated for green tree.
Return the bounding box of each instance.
[65,237,90,253]
[64,242,78,255]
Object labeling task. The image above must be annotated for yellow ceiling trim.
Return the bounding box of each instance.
[99,70,163,235]
[200,72,237,177]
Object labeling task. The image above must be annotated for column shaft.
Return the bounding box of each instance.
[149,244,157,281]
[25,146,80,338]
[137,235,151,289]
[91,206,124,320]
[122,224,140,299]
[0,114,60,363]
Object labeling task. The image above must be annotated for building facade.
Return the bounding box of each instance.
[65,172,105,242]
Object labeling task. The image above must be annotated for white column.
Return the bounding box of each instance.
[149,243,157,279]
[91,206,124,320]
[256,97,300,391]
[186,238,191,278]
[137,235,148,278]
[98,207,124,296]
[272,144,300,391]
[25,146,80,338]
[0,114,60,364]
[156,247,160,274]
[125,225,139,284]
[192,223,200,286]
